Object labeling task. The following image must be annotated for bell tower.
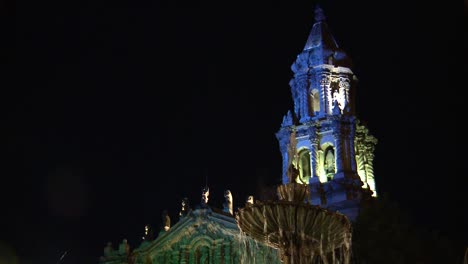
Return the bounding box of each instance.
[276,5,377,220]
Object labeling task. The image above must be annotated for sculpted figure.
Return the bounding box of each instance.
[162,210,171,231]
[104,242,114,257]
[246,195,254,205]
[201,186,209,208]
[332,96,341,115]
[324,149,335,180]
[223,190,233,215]
[118,239,130,255]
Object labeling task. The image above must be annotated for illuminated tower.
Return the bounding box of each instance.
[276,6,377,220]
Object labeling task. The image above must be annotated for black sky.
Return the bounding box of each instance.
[4,0,465,263]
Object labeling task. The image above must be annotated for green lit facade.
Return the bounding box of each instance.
[100,208,281,264]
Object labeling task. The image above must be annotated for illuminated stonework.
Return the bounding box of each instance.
[99,5,378,264]
[100,208,281,264]
[276,6,378,220]
[355,122,378,197]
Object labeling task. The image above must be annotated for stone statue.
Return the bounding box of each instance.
[118,239,130,255]
[201,186,209,208]
[162,210,171,231]
[104,242,114,257]
[332,96,341,115]
[246,195,254,205]
[223,190,233,215]
[324,149,335,180]
[178,197,190,218]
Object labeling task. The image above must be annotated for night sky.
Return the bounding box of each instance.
[4,0,465,263]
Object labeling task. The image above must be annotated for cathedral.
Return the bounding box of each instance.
[99,5,377,264]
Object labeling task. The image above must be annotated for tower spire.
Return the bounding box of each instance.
[314,4,326,22]
[303,5,338,52]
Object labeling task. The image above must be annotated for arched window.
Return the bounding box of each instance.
[297,148,311,184]
[195,246,210,264]
[324,147,335,181]
[189,237,213,264]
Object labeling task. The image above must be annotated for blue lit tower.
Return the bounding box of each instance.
[276,6,377,220]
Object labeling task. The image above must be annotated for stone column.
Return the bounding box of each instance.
[334,119,358,178]
[332,123,344,177]
[348,122,357,173]
[224,242,231,264]
[308,126,320,183]
[364,143,377,196]
[179,246,189,264]
[213,240,222,264]
[171,250,179,264]
[296,74,308,122]
[317,149,325,182]
[318,71,330,116]
[310,138,319,178]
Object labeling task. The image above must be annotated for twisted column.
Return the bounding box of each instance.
[332,124,344,175]
[348,122,357,173]
[179,246,189,264]
[364,143,377,196]
[224,242,231,264]
[308,127,320,183]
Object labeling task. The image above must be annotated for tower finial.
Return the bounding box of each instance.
[314,4,326,22]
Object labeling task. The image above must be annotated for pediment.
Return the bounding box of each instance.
[134,208,239,256]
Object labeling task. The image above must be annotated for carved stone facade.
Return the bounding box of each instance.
[100,208,280,264]
[276,6,377,220]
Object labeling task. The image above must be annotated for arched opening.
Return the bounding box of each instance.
[297,148,311,184]
[324,147,335,181]
[189,237,213,264]
[309,89,321,115]
[195,246,210,264]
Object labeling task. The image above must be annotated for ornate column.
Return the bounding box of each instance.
[317,149,325,182]
[171,250,179,263]
[332,121,344,177]
[223,242,231,264]
[334,119,357,177]
[355,153,367,187]
[213,239,223,264]
[179,246,189,264]
[348,120,357,173]
[364,141,377,196]
[295,74,308,122]
[318,71,331,115]
[308,124,320,183]
[290,78,300,118]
